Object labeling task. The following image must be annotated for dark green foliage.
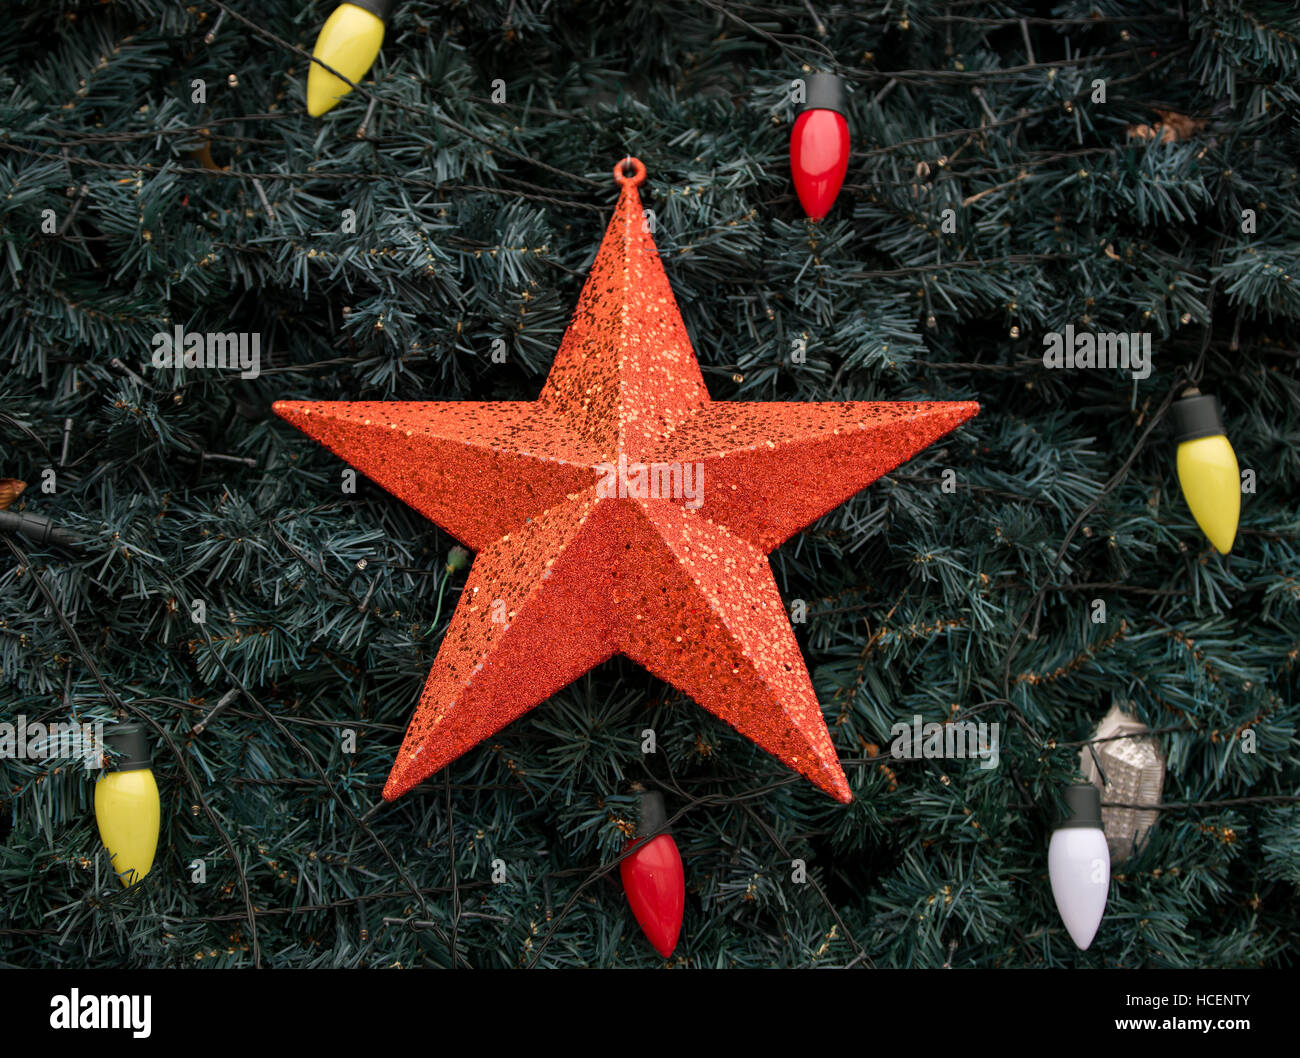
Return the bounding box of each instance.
[0,1,1297,968]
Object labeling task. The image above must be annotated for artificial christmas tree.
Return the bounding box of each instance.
[1,1,1297,971]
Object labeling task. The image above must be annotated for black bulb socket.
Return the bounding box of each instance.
[1055,783,1103,830]
[799,73,846,117]
[637,791,670,837]
[1172,392,1225,443]
[343,0,394,24]
[102,722,152,771]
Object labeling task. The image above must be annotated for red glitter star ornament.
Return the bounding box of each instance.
[275,156,978,804]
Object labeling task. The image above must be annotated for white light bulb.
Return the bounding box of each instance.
[1048,784,1110,951]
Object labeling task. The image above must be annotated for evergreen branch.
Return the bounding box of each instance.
[999,268,1227,694]
[206,0,603,189]
[174,592,471,965]
[0,535,264,967]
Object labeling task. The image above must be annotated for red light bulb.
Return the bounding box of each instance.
[619,791,685,959]
[790,73,850,220]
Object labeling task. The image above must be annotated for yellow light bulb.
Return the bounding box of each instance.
[307,3,388,117]
[1171,390,1240,554]
[1176,434,1240,553]
[93,724,160,887]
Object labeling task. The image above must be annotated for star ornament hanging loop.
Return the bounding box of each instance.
[274,157,979,804]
